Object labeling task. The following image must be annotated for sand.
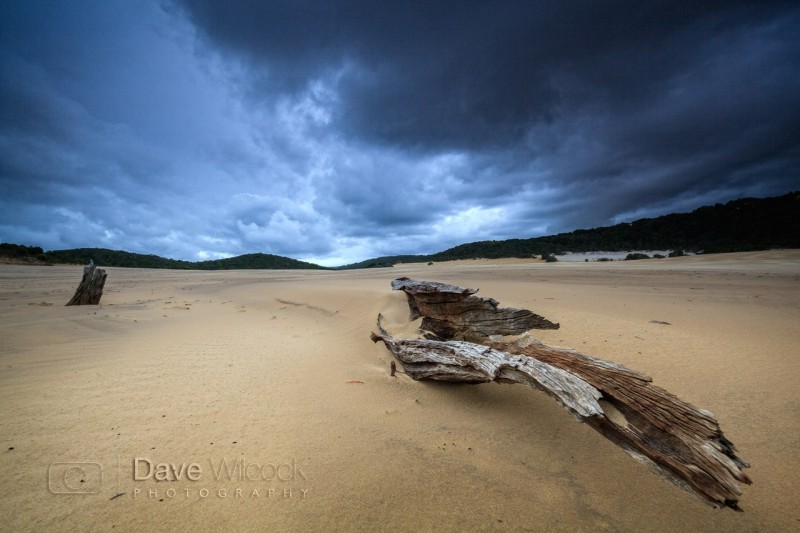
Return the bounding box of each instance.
[0,251,798,531]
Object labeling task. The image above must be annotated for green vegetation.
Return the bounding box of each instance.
[432,192,800,261]
[4,191,798,270]
[2,245,324,270]
[335,254,430,270]
[42,248,325,270]
[339,191,800,268]
[46,248,192,269]
[0,243,52,264]
[194,253,322,270]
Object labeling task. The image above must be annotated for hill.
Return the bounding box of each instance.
[43,248,325,270]
[194,253,323,270]
[5,192,798,270]
[2,245,325,270]
[339,191,800,268]
[0,243,52,265]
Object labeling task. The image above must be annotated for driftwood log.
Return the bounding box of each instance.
[66,261,107,306]
[372,278,750,510]
[391,277,559,338]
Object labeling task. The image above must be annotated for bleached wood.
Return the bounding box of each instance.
[391,277,559,337]
[373,278,751,510]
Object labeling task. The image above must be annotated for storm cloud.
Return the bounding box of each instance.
[2,1,798,265]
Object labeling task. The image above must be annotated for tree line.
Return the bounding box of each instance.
[3,191,798,270]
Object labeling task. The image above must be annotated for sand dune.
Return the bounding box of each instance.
[1,251,798,531]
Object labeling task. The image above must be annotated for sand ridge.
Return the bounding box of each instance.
[0,251,798,531]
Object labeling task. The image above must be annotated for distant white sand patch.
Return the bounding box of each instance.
[557,250,685,262]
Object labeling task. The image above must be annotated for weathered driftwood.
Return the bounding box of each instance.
[371,315,603,418]
[391,277,559,338]
[66,261,107,306]
[372,278,751,510]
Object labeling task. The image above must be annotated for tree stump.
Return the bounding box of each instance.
[66,261,107,306]
[372,278,751,510]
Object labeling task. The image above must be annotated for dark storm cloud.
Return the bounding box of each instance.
[175,1,799,148]
[170,0,800,247]
[0,1,225,258]
[1,1,799,265]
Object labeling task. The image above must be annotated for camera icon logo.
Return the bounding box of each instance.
[48,462,103,494]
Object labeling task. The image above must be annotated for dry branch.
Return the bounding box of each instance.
[372,278,750,510]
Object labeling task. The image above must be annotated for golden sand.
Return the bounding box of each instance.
[1,251,798,531]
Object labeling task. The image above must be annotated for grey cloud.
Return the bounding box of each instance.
[175,1,798,149]
[172,1,800,241]
[1,1,799,266]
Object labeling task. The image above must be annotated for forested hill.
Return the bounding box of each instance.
[341,192,800,268]
[46,249,325,270]
[0,245,325,270]
[3,192,798,270]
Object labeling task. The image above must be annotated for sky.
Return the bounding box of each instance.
[1,1,798,266]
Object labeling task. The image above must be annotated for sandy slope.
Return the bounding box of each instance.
[0,251,798,531]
